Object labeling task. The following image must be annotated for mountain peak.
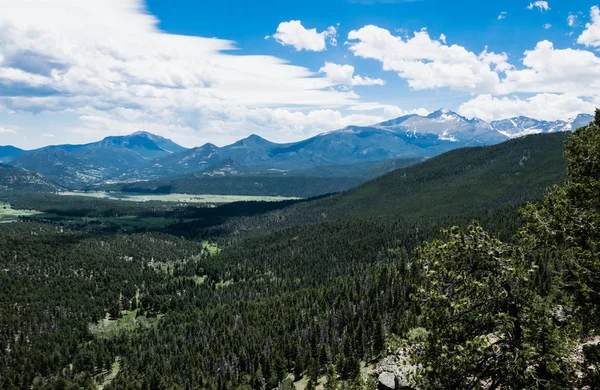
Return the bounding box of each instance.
[230,133,273,148]
[574,113,593,120]
[427,108,461,119]
[244,134,269,142]
[197,142,219,151]
[130,130,156,138]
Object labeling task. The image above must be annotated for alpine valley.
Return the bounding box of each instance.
[5,2,600,389]
[0,110,593,196]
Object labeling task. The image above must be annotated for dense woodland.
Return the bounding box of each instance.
[1,119,599,389]
[96,157,424,198]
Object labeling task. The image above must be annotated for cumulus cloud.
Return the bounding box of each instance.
[345,22,600,123]
[347,26,510,93]
[568,14,578,27]
[544,23,552,29]
[578,6,600,47]
[458,94,595,122]
[350,28,600,97]
[527,1,550,12]
[439,33,446,43]
[500,40,600,95]
[498,11,508,20]
[269,20,337,52]
[319,62,385,86]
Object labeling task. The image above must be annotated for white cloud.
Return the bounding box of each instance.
[578,6,600,47]
[382,106,430,118]
[347,26,510,93]
[458,94,594,122]
[544,23,552,29]
[347,102,429,117]
[345,24,600,122]
[498,11,507,20]
[41,133,55,138]
[319,62,385,86]
[1,0,597,147]
[269,20,337,52]
[0,127,18,134]
[500,40,600,95]
[568,14,578,27]
[0,0,390,147]
[527,1,550,12]
[73,105,389,145]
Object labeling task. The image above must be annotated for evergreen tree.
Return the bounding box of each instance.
[411,224,576,389]
[520,109,600,328]
[324,364,339,390]
[371,317,385,359]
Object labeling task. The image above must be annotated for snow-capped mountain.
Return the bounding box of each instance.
[377,109,507,145]
[0,110,593,187]
[490,114,594,138]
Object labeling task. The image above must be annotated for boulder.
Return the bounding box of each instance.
[371,354,418,390]
[377,371,396,390]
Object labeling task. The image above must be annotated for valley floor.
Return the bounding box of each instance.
[58,191,300,203]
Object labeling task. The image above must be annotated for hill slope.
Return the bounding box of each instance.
[0,164,63,192]
[97,157,424,197]
[0,146,25,163]
[226,132,570,235]
[11,132,187,187]
[302,132,569,218]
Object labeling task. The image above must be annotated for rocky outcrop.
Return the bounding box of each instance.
[370,354,417,390]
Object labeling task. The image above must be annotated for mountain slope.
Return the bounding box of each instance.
[137,109,516,178]
[490,114,594,138]
[379,108,507,145]
[144,121,481,177]
[98,131,187,159]
[0,146,25,163]
[303,132,569,218]
[226,132,570,235]
[98,157,425,197]
[0,164,63,192]
[11,132,187,187]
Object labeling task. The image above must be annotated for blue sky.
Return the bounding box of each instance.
[1,0,600,148]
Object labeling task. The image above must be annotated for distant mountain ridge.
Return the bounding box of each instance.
[227,131,572,235]
[0,111,593,188]
[0,146,26,163]
[490,114,593,138]
[4,131,188,186]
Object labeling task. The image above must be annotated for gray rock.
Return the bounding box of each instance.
[371,354,418,390]
[378,371,396,390]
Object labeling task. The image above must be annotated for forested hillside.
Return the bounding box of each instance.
[1,121,599,389]
[220,132,569,239]
[0,164,63,192]
[96,157,424,198]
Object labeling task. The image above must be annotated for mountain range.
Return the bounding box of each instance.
[225,131,571,237]
[0,110,592,188]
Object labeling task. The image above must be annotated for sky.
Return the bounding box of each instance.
[1,0,600,149]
